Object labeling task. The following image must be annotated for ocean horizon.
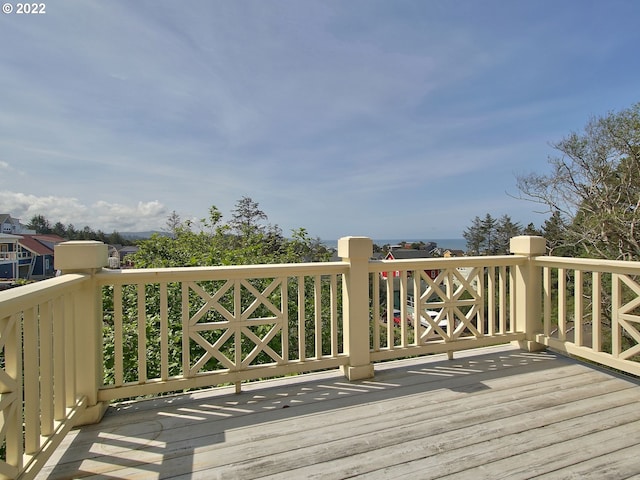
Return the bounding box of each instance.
[322,238,466,251]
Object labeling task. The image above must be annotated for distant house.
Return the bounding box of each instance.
[18,234,66,279]
[0,213,35,235]
[0,231,65,280]
[117,246,139,263]
[384,249,438,280]
[0,233,25,280]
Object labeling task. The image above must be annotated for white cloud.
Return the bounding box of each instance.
[0,192,167,232]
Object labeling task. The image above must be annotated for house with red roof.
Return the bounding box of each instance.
[0,231,66,280]
[18,234,66,279]
[0,214,67,280]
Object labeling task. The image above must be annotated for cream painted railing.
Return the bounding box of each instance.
[1,236,639,479]
[534,256,640,377]
[95,262,349,401]
[368,255,526,362]
[0,275,91,480]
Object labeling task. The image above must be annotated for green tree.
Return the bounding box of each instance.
[52,221,66,237]
[28,214,52,234]
[463,214,524,255]
[517,103,640,260]
[230,196,268,239]
[165,210,183,237]
[541,210,576,256]
[463,216,485,254]
[494,215,522,254]
[106,200,335,385]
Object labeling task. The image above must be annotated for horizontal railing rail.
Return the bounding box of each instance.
[533,256,640,377]
[0,274,90,480]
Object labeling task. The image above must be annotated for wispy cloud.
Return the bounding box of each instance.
[1,0,638,238]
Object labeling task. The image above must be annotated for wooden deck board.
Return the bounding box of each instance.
[37,345,640,479]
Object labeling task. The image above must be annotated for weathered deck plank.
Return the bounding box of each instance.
[38,345,640,479]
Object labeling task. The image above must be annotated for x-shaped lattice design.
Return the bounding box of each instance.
[416,267,482,343]
[186,278,285,375]
[614,274,640,360]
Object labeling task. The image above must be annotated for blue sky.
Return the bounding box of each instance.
[1,0,639,240]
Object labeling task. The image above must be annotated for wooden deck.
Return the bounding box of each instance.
[38,344,640,479]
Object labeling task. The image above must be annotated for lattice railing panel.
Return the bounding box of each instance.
[185,278,286,375]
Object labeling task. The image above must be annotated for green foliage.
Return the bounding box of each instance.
[463,213,523,255]
[102,198,336,386]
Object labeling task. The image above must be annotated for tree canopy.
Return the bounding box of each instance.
[27,214,133,245]
[463,214,524,255]
[131,197,331,268]
[516,103,640,260]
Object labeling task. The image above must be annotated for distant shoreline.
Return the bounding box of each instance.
[322,238,466,251]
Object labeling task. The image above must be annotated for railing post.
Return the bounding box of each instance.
[54,241,109,425]
[338,236,374,380]
[510,235,546,352]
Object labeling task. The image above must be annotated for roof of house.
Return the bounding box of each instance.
[385,249,433,260]
[18,234,66,255]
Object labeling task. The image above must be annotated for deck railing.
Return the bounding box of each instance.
[0,252,30,262]
[0,235,639,479]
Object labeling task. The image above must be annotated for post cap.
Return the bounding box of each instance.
[510,236,546,256]
[55,241,109,271]
[338,236,373,260]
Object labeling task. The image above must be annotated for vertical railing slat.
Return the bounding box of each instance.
[488,267,496,336]
[4,313,23,470]
[64,293,76,407]
[476,268,485,336]
[40,300,54,437]
[331,274,339,357]
[499,266,507,333]
[297,276,305,361]
[592,272,602,352]
[234,279,242,370]
[612,274,621,357]
[182,282,190,377]
[53,297,66,421]
[509,266,515,333]
[113,285,123,386]
[160,282,169,381]
[137,283,147,383]
[385,274,393,348]
[372,273,380,351]
[558,268,566,341]
[282,277,289,362]
[543,267,551,337]
[314,275,322,359]
[23,306,40,454]
[399,270,408,348]
[574,270,583,346]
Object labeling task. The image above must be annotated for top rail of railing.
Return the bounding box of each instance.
[0,273,88,315]
[94,261,350,284]
[534,255,640,274]
[369,254,525,272]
